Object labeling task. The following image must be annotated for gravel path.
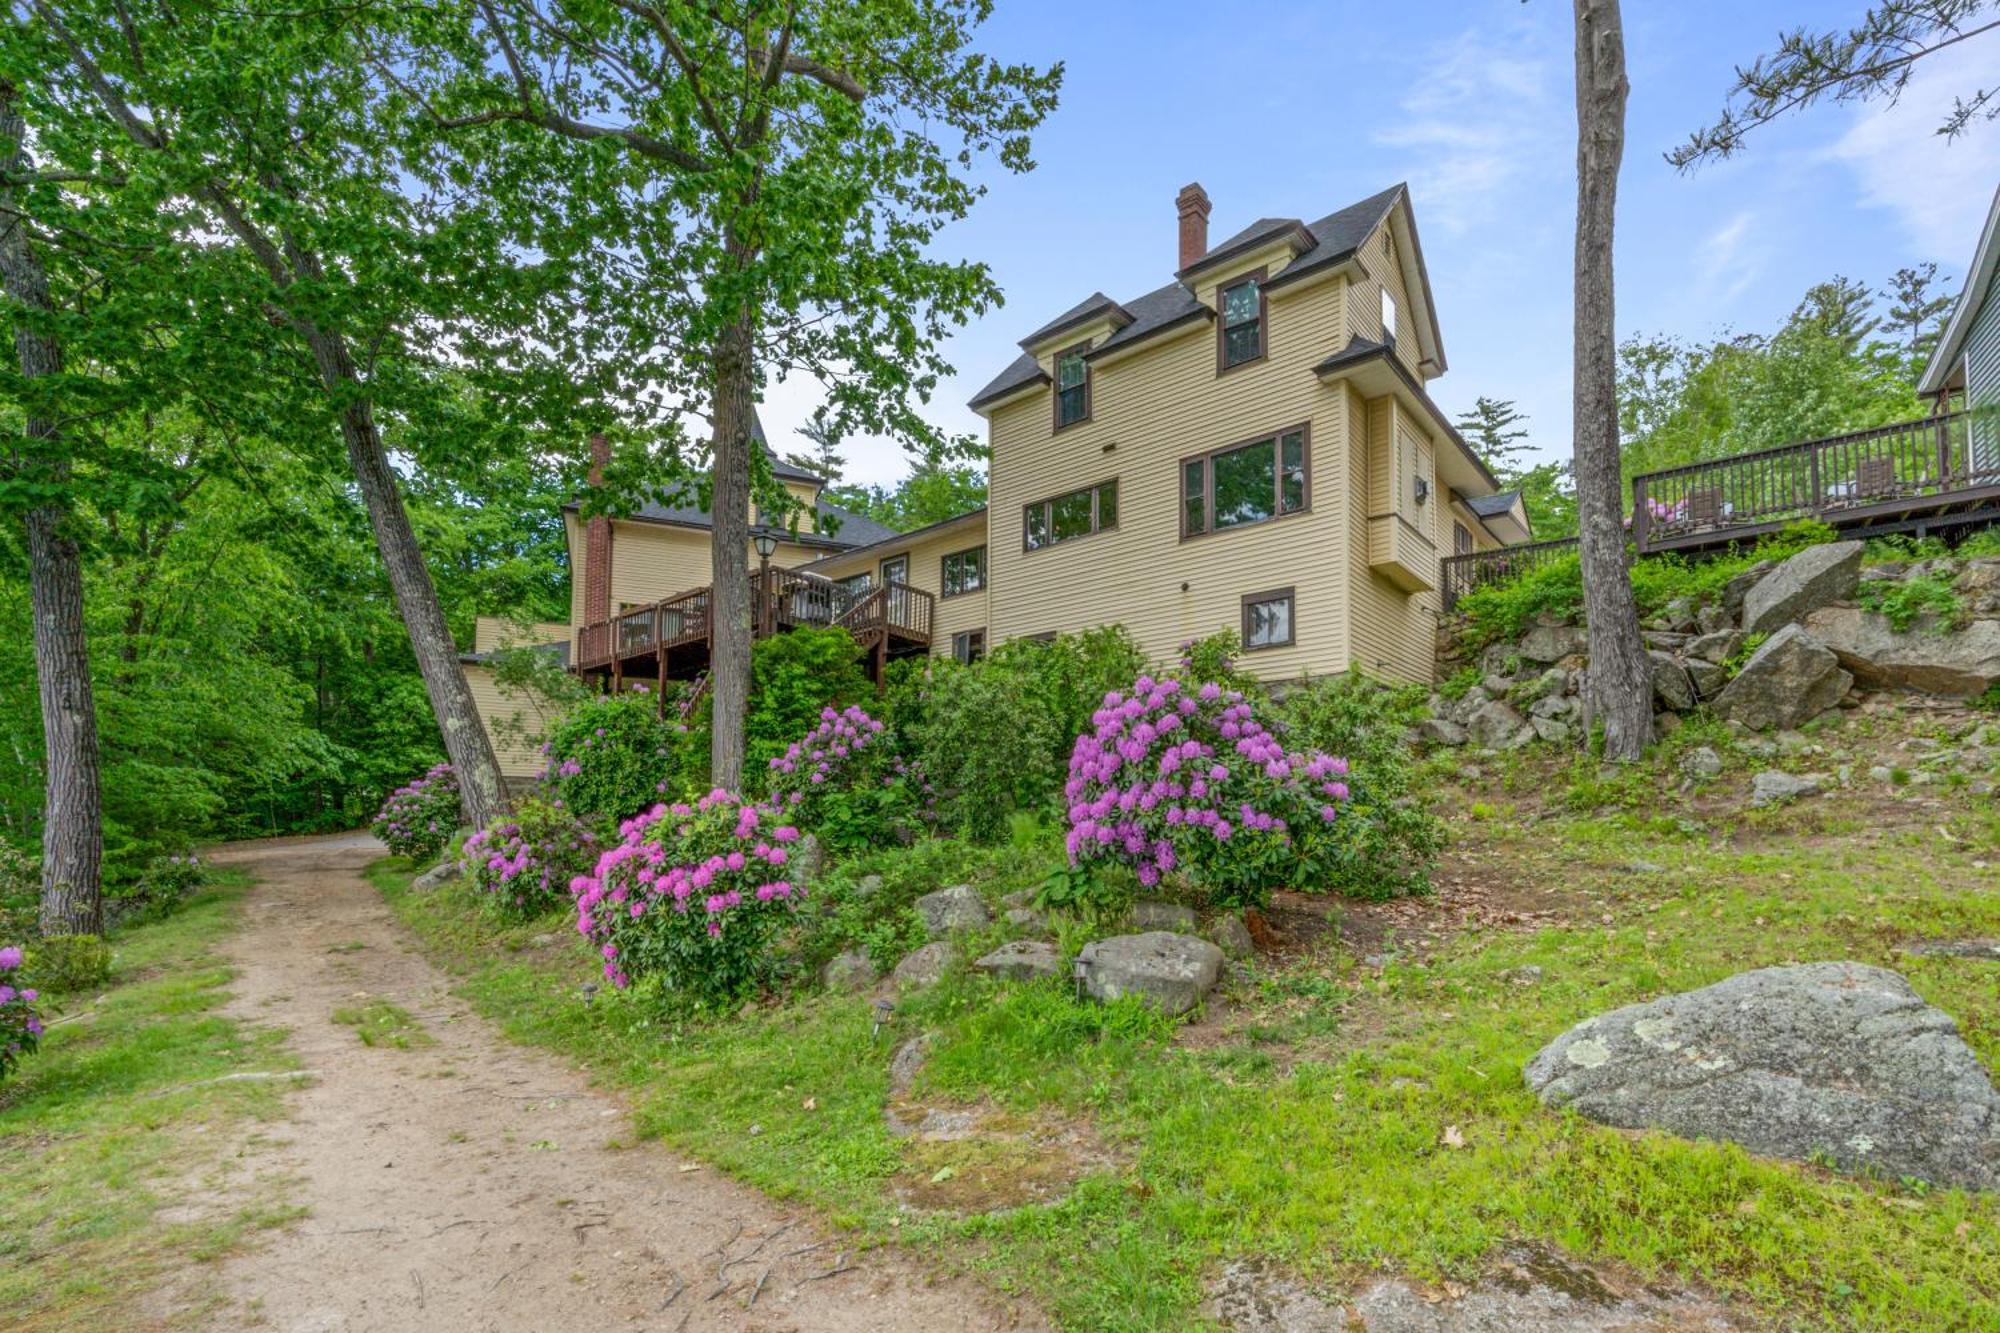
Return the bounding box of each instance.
[200,832,1042,1332]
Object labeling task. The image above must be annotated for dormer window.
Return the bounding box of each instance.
[1054,344,1090,430]
[1219,271,1265,370]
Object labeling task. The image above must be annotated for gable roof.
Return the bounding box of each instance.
[1465,489,1522,519]
[969,183,1443,411]
[1918,182,2000,398]
[1019,291,1133,350]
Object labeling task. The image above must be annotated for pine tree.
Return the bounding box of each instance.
[784,419,846,484]
[1884,263,1955,361]
[1453,397,1533,478]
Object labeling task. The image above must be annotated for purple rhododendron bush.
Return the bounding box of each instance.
[462,797,597,919]
[371,762,461,862]
[571,789,804,1007]
[765,704,924,854]
[1065,674,1353,908]
[0,944,43,1083]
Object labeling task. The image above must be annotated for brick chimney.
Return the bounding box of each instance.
[1176,182,1211,272]
[582,432,613,625]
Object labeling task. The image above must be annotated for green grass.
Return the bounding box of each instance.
[375,772,2000,1331]
[0,872,301,1331]
[331,998,433,1049]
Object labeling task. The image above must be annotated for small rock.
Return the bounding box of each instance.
[1530,715,1574,745]
[853,873,884,899]
[1869,765,1895,784]
[1132,901,1198,932]
[412,861,460,892]
[1623,860,1666,875]
[1076,932,1224,1016]
[888,1036,928,1093]
[1209,913,1256,960]
[1749,770,1826,807]
[891,941,955,989]
[1506,965,1545,986]
[1679,746,1723,780]
[972,939,1064,982]
[1465,699,1532,750]
[529,933,559,948]
[1686,627,1745,664]
[1517,618,1588,664]
[913,884,990,937]
[1418,716,1469,746]
[820,949,878,992]
[1004,906,1049,931]
[1898,938,2000,961]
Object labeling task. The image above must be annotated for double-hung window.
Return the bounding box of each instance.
[941,545,985,597]
[952,629,986,664]
[1023,480,1118,551]
[1241,588,1295,651]
[1219,271,1265,370]
[1182,426,1308,537]
[1054,344,1090,429]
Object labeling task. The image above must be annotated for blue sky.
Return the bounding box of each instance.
[759,1,2000,487]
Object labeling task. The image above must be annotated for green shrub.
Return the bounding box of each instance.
[1275,673,1444,898]
[1437,666,1482,701]
[26,933,112,993]
[545,693,687,829]
[1860,573,1963,633]
[0,844,36,942]
[370,763,461,862]
[744,628,874,773]
[887,625,1147,840]
[1452,553,1584,649]
[1175,630,1259,692]
[763,704,917,856]
[460,796,598,919]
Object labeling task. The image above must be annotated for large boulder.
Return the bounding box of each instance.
[1721,559,1777,614]
[1516,618,1588,665]
[1649,651,1697,711]
[1711,624,1851,731]
[1417,716,1469,746]
[1741,540,1864,634]
[1524,962,2000,1190]
[820,949,878,992]
[1802,605,2000,697]
[891,940,955,989]
[1465,699,1532,750]
[1076,932,1224,1016]
[914,883,990,936]
[413,860,460,892]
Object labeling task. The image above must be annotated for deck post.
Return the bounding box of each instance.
[1938,415,1954,484]
[1808,447,1822,518]
[1630,475,1650,553]
[656,650,667,716]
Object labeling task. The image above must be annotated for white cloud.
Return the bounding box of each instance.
[1694,209,1764,304]
[1373,20,1564,235]
[1828,39,2000,256]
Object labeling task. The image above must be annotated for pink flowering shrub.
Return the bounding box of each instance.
[570,789,804,1006]
[765,705,920,854]
[371,763,460,862]
[461,797,598,919]
[0,944,43,1083]
[1064,675,1351,908]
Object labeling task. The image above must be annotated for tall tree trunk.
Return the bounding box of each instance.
[1571,0,1652,761]
[303,327,509,829]
[708,292,758,793]
[0,85,104,934]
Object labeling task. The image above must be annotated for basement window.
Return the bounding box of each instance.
[1241,588,1295,651]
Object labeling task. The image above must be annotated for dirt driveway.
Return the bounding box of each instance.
[202,832,1042,1333]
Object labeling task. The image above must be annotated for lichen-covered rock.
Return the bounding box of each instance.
[1749,769,1826,807]
[914,883,989,936]
[1530,716,1574,746]
[1712,624,1851,731]
[1209,913,1256,960]
[1465,699,1532,750]
[1802,605,2000,697]
[1132,900,1198,932]
[1417,716,1469,746]
[1649,651,1698,711]
[1741,540,1863,634]
[1686,627,1745,664]
[820,949,878,992]
[1524,962,2000,1190]
[1722,559,1776,614]
[1517,618,1588,664]
[412,861,459,892]
[891,940,955,989]
[1679,746,1723,780]
[973,939,1064,982]
[1076,931,1224,1016]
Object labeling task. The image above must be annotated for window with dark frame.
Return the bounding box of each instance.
[834,572,872,599]
[1023,479,1118,551]
[1241,588,1295,651]
[952,628,986,664]
[880,554,909,585]
[941,545,986,598]
[1054,344,1090,429]
[1219,271,1265,370]
[1454,521,1474,556]
[1182,426,1308,538]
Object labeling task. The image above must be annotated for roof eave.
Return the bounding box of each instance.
[1175,221,1317,283]
[1313,342,1499,492]
[1918,183,2000,397]
[968,370,1050,414]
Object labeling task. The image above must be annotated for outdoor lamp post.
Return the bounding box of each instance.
[753,529,779,635]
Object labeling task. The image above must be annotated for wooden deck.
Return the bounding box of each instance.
[1441,411,1999,609]
[574,566,935,694]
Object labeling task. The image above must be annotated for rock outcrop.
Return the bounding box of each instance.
[1803,605,2000,696]
[1711,625,1851,731]
[1076,931,1223,1016]
[1740,540,1863,635]
[1524,962,2000,1190]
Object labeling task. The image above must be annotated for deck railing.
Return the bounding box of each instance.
[1630,411,1981,549]
[574,570,933,673]
[1440,536,1580,610]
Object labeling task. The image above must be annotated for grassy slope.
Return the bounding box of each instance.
[380,723,2000,1332]
[0,874,300,1331]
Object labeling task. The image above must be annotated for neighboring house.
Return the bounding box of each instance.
[468,182,1534,764]
[1919,182,2000,479]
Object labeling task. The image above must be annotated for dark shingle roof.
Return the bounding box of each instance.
[607,487,900,551]
[970,184,1413,412]
[1018,291,1132,349]
[1466,490,1522,518]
